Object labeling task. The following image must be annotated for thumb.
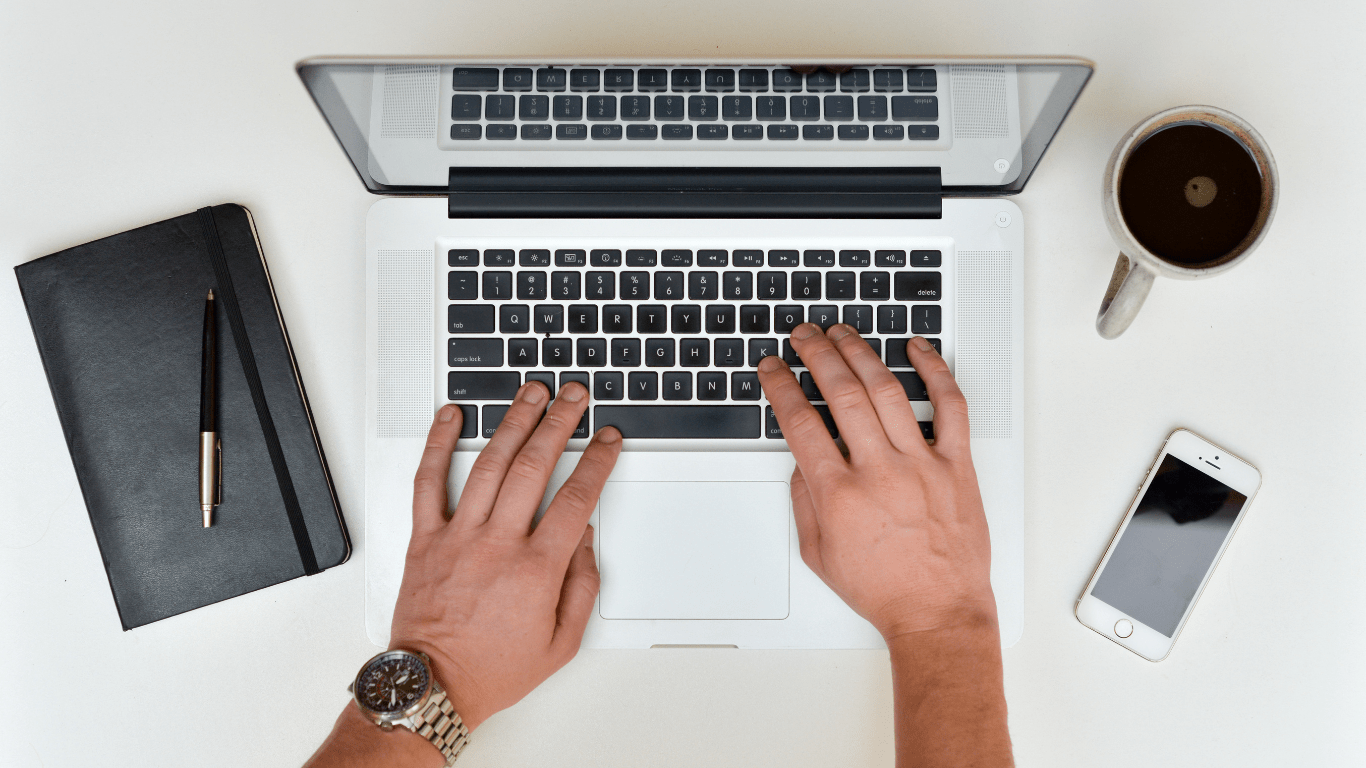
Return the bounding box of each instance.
[551,525,600,663]
[791,465,823,578]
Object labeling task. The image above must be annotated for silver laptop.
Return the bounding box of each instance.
[298,56,1091,649]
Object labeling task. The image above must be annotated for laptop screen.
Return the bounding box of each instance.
[297,57,1091,197]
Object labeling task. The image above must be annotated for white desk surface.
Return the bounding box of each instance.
[3,1,1364,765]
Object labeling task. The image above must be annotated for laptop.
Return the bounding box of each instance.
[297,56,1092,649]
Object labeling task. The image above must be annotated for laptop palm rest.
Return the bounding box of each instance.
[597,481,790,620]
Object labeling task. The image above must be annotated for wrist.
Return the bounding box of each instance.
[391,639,490,733]
[305,702,445,768]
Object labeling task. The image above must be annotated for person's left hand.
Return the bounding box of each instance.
[388,381,621,732]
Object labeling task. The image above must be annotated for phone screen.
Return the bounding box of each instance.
[1091,454,1249,637]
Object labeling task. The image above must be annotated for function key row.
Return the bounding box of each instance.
[448,248,942,268]
[452,94,938,123]
[450,123,939,141]
[452,67,936,94]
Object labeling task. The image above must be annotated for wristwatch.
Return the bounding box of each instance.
[349,649,469,765]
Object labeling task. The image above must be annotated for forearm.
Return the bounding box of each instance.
[303,703,446,768]
[886,614,1013,768]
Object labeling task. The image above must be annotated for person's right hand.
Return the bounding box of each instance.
[756,324,997,642]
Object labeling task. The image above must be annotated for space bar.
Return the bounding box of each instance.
[594,405,761,439]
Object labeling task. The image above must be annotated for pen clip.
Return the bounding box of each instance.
[215,438,222,506]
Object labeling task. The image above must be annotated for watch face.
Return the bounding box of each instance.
[357,653,430,716]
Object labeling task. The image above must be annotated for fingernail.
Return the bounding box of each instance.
[912,336,934,353]
[757,354,784,373]
[560,383,585,402]
[581,525,594,548]
[826,324,852,340]
[596,426,621,444]
[793,323,821,340]
[437,404,456,423]
[520,382,547,404]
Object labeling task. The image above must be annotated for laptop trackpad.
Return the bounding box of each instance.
[598,481,789,620]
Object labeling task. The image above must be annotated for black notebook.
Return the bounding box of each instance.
[15,205,349,630]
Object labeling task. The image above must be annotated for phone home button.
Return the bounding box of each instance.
[1114,619,1134,638]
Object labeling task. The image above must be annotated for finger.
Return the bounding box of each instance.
[756,354,844,479]
[533,426,622,561]
[488,383,592,533]
[825,325,925,454]
[907,337,971,457]
[410,404,463,543]
[450,382,549,530]
[789,323,892,456]
[790,465,823,577]
[550,525,601,661]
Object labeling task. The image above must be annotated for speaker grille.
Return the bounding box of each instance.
[377,250,434,438]
[380,65,438,139]
[956,250,1013,439]
[950,65,1009,139]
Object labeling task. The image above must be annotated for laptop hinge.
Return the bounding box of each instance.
[447,167,942,219]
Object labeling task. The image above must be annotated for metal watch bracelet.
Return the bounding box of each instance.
[409,686,469,766]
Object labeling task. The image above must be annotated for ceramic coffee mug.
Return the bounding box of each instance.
[1096,106,1278,339]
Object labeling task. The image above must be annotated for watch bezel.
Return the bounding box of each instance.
[352,649,434,723]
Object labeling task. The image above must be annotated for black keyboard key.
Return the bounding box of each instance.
[448,271,478,300]
[748,338,778,366]
[839,69,871,92]
[604,69,634,91]
[448,338,503,367]
[567,304,597,333]
[857,95,887,121]
[910,125,938,140]
[556,249,587,267]
[448,371,519,400]
[536,67,566,91]
[886,338,940,367]
[577,338,607,367]
[520,95,550,120]
[698,124,727,140]
[756,95,786,121]
[486,124,517,140]
[806,71,837,92]
[799,372,823,401]
[733,250,764,267]
[482,405,509,438]
[765,404,837,439]
[865,337,882,358]
[553,96,584,121]
[781,340,803,366]
[449,248,479,266]
[572,411,590,439]
[739,69,769,91]
[671,68,701,91]
[698,249,728,267]
[637,68,668,91]
[655,95,685,120]
[823,95,853,120]
[595,371,625,400]
[500,304,529,333]
[722,95,752,120]
[704,69,736,92]
[450,124,482,140]
[773,69,804,92]
[662,124,693,139]
[877,304,907,334]
[842,304,873,334]
[910,250,942,267]
[874,68,903,92]
[482,271,512,300]
[767,124,799,139]
[519,249,551,267]
[654,271,685,300]
[662,249,692,267]
[590,249,622,267]
[517,271,548,300]
[620,95,651,121]
[740,304,770,333]
[627,124,658,140]
[838,125,869,140]
[596,405,760,438]
[732,373,761,401]
[485,94,516,120]
[451,67,498,90]
[804,250,835,267]
[551,272,580,300]
[875,250,906,267]
[611,338,641,367]
[534,304,564,333]
[697,371,727,400]
[792,272,821,300]
[873,125,904,140]
[645,338,675,367]
[688,271,718,300]
[768,250,799,267]
[826,271,856,299]
[734,124,764,139]
[525,371,555,393]
[671,305,702,334]
[790,95,820,120]
[570,68,600,92]
[724,271,753,300]
[591,124,623,140]
[543,338,572,367]
[803,125,833,140]
[560,372,590,395]
[839,250,871,267]
[628,372,658,401]
[503,68,533,91]
[689,95,719,120]
[455,405,478,438]
[716,339,745,367]
[451,94,481,120]
[585,271,615,300]
[860,271,891,300]
[484,249,515,266]
[620,271,650,299]
[602,304,632,334]
[663,372,692,401]
[521,124,552,140]
[586,95,617,120]
[449,304,495,333]
[680,338,709,367]
[774,305,803,334]
[895,371,929,400]
[705,304,736,334]
[808,305,838,330]
[630,306,662,334]
[891,95,938,121]
[508,338,538,367]
[911,306,941,334]
[906,68,937,91]
[757,272,787,300]
[895,271,942,301]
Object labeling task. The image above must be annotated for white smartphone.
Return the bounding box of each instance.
[1075,428,1261,661]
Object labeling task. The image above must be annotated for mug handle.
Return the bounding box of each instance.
[1096,253,1156,339]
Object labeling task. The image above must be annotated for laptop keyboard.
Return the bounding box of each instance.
[444,246,943,441]
[444,65,941,144]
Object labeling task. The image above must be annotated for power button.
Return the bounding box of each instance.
[994,211,1012,228]
[1114,619,1134,638]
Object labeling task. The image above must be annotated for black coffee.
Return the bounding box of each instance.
[1118,123,1263,266]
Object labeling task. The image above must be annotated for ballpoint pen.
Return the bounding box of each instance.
[199,289,220,527]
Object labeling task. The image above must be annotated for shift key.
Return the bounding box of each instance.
[449,371,521,400]
[449,304,495,333]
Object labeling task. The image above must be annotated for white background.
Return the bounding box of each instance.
[3,1,1365,765]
